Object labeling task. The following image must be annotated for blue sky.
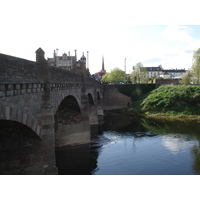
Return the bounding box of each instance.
[1,0,200,74]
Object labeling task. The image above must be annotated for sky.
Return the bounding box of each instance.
[1,0,200,75]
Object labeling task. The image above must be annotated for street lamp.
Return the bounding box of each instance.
[124,58,126,74]
[124,58,126,82]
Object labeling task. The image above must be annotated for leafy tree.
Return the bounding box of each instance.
[101,73,110,83]
[131,62,147,83]
[102,68,125,83]
[130,71,137,83]
[192,48,200,84]
[180,71,191,85]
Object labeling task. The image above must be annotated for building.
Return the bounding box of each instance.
[48,50,77,69]
[160,69,186,79]
[47,49,89,74]
[141,65,186,79]
[145,65,163,78]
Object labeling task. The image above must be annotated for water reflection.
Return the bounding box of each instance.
[162,134,195,155]
[55,112,200,175]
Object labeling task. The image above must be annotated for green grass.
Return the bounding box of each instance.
[122,85,200,118]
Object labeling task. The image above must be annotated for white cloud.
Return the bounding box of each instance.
[162,25,194,43]
[151,45,192,69]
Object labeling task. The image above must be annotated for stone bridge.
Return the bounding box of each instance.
[0,48,105,174]
[0,48,132,174]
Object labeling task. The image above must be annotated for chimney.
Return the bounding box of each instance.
[102,56,105,71]
[35,47,46,63]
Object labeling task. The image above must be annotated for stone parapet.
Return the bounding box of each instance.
[0,83,44,98]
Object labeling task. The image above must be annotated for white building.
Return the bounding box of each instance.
[143,65,186,79]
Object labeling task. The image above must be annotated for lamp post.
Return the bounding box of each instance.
[124,58,126,83]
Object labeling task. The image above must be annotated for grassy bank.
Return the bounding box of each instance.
[121,85,200,118]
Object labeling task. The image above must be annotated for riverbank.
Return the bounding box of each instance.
[119,85,200,120]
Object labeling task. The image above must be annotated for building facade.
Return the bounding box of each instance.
[47,49,90,75]
[143,65,186,79]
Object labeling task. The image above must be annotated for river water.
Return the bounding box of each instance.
[55,112,200,175]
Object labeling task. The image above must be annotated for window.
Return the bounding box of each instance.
[68,61,71,66]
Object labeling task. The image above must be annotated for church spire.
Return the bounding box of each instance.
[102,56,105,71]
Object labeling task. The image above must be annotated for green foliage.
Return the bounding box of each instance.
[131,62,147,83]
[192,48,200,83]
[101,73,110,82]
[139,84,157,94]
[180,70,192,85]
[131,91,139,101]
[115,84,157,101]
[140,85,200,115]
[180,72,191,84]
[130,71,137,83]
[116,84,137,97]
[102,68,125,83]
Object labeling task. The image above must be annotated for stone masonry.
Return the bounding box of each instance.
[0,48,103,174]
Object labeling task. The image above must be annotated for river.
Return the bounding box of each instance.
[55,111,200,175]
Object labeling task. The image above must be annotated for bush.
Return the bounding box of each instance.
[140,85,200,115]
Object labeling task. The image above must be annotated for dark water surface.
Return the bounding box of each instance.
[56,112,200,175]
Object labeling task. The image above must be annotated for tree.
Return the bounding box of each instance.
[192,48,200,84]
[101,73,110,83]
[180,71,191,85]
[130,62,147,83]
[101,68,125,83]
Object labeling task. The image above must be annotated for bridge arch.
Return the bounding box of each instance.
[54,95,82,126]
[0,119,42,174]
[54,95,87,147]
[97,91,101,101]
[0,105,41,138]
[52,90,82,116]
[87,93,94,106]
[87,93,99,125]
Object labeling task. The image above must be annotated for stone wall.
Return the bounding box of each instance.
[102,85,132,110]
[0,53,44,83]
[156,79,179,85]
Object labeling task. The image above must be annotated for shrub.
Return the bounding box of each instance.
[139,85,200,115]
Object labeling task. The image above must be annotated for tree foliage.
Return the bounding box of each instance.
[180,71,191,85]
[102,68,125,83]
[140,85,200,115]
[130,62,147,83]
[192,48,200,83]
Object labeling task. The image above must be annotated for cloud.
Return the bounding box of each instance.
[162,25,194,42]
